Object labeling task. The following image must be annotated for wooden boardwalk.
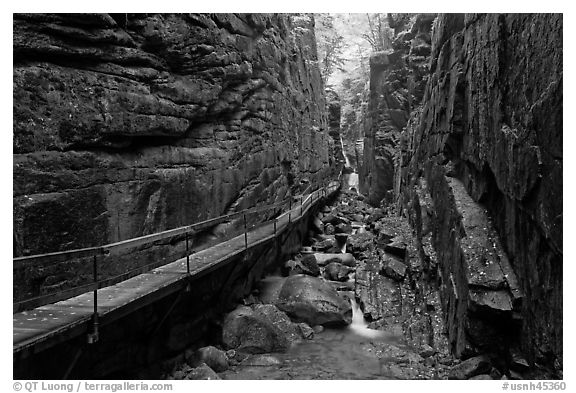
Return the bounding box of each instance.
[14,184,337,357]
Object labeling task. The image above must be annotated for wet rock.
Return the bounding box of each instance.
[346,232,375,257]
[326,280,355,292]
[226,350,249,366]
[321,213,346,226]
[366,210,385,226]
[510,349,530,371]
[242,354,283,367]
[335,222,353,234]
[170,363,193,380]
[186,363,221,380]
[297,323,315,339]
[242,293,258,306]
[285,257,320,277]
[383,236,407,259]
[469,288,513,312]
[334,233,349,246]
[448,355,491,380]
[469,374,492,380]
[323,262,353,282]
[308,253,356,267]
[275,274,352,326]
[312,237,336,252]
[490,367,503,380]
[419,344,436,358]
[380,254,407,281]
[188,346,229,372]
[355,259,401,322]
[222,304,298,354]
[351,213,364,222]
[251,304,302,341]
[376,228,397,244]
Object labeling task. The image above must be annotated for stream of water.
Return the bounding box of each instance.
[225,278,404,380]
[221,148,406,379]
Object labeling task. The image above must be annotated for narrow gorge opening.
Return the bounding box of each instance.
[12,12,562,382]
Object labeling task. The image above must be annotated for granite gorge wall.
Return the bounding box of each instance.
[13,13,335,257]
[359,14,434,206]
[399,14,562,373]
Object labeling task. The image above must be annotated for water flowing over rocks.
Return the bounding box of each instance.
[13,12,562,381]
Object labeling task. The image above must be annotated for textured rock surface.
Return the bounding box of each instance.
[187,346,229,372]
[221,304,301,354]
[13,13,338,299]
[13,13,335,252]
[398,13,562,368]
[275,274,352,326]
[359,14,435,205]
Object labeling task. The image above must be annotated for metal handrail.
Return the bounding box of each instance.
[13,181,341,315]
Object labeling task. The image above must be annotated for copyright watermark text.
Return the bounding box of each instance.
[13,382,173,393]
[502,382,566,391]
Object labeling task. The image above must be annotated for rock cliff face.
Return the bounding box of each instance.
[397,14,562,370]
[13,13,336,257]
[326,89,345,170]
[359,14,435,206]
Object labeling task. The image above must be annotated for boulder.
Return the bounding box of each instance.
[510,348,530,371]
[186,363,221,380]
[307,253,356,267]
[351,214,364,222]
[366,210,385,226]
[334,233,349,246]
[335,222,353,234]
[325,280,355,292]
[321,213,346,226]
[298,323,315,339]
[187,346,229,372]
[383,236,408,259]
[324,262,353,282]
[284,258,319,277]
[448,355,491,380]
[312,237,336,252]
[419,344,436,358]
[222,304,299,354]
[346,231,375,257]
[242,354,283,367]
[376,228,396,244]
[324,223,335,235]
[470,374,493,380]
[380,254,407,281]
[275,274,352,326]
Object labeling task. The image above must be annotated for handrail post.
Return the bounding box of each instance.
[300,196,303,216]
[88,254,99,344]
[274,218,277,235]
[243,214,248,249]
[185,231,190,275]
